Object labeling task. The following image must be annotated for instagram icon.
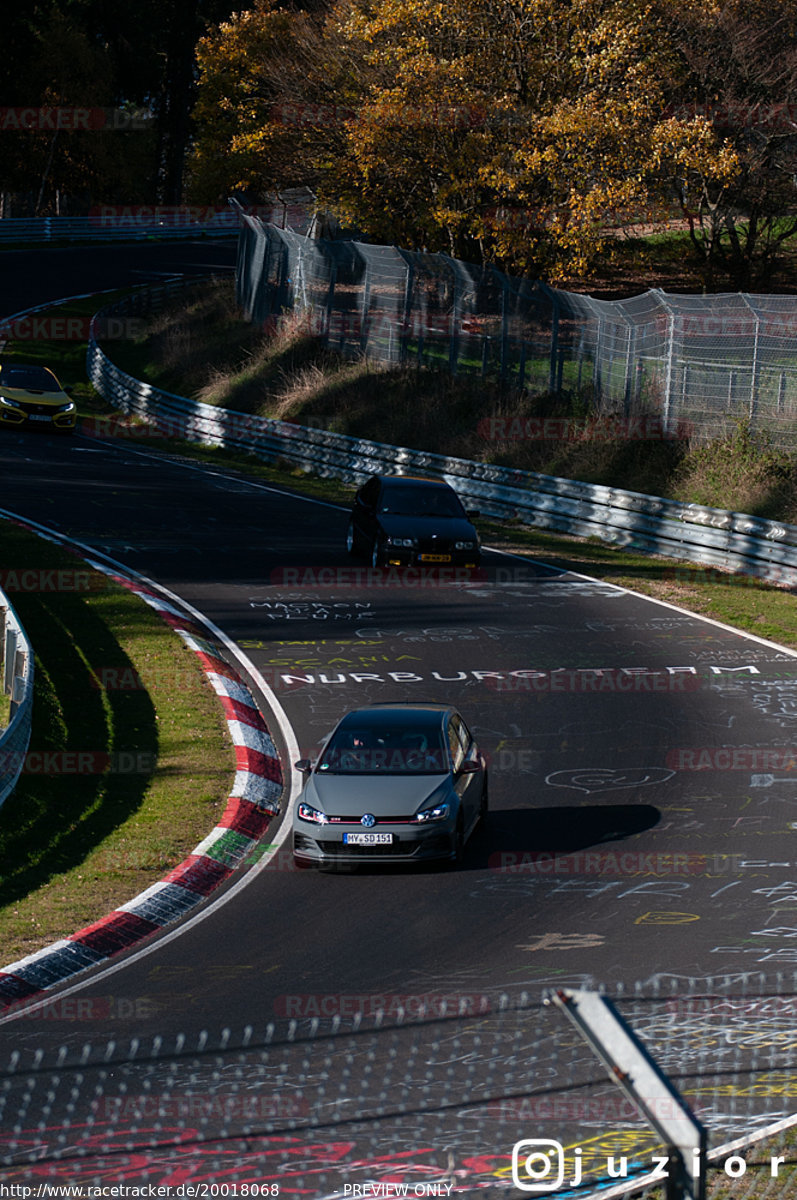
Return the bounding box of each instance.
[512,1140,566,1191]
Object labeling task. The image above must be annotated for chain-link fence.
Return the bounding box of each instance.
[3,974,797,1196]
[234,210,797,449]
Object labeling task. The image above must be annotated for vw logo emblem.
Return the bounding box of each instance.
[361,813,376,828]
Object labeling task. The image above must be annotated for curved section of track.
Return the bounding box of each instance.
[0,514,285,1007]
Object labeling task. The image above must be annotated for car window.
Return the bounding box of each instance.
[452,715,471,758]
[358,478,380,508]
[1,366,58,390]
[317,725,449,774]
[378,486,464,517]
[447,719,466,772]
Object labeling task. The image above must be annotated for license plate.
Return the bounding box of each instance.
[343,832,393,845]
[28,414,52,423]
[419,553,451,563]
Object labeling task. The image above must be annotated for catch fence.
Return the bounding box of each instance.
[234,208,797,448]
[2,975,797,1197]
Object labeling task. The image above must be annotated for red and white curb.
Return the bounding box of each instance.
[0,523,283,1012]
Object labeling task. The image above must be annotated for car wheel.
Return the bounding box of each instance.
[371,538,384,568]
[346,521,357,556]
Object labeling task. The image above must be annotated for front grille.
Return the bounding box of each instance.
[417,537,453,554]
[19,402,53,415]
[317,839,419,857]
[327,816,413,825]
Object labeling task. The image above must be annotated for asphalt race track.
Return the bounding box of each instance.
[2,247,797,1194]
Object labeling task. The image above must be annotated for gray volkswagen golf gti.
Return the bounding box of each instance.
[292,704,488,867]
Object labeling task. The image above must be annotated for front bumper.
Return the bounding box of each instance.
[293,824,454,865]
[0,406,76,431]
[380,548,481,569]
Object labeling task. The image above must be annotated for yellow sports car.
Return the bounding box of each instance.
[0,362,76,433]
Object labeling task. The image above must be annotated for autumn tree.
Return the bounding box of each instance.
[653,0,797,288]
[189,0,355,202]
[189,0,747,281]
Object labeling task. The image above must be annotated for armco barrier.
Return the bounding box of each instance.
[86,290,797,590]
[0,588,34,809]
[0,190,315,245]
[0,214,238,243]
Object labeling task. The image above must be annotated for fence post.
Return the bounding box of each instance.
[324,259,337,342]
[656,290,676,434]
[741,295,761,430]
[400,255,414,366]
[360,252,371,355]
[549,299,560,394]
[500,274,510,381]
[665,1147,689,1200]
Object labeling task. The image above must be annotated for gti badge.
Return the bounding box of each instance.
[361,813,376,828]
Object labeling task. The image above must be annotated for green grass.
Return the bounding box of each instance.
[95,278,797,521]
[0,519,235,964]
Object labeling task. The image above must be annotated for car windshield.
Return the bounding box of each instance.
[317,724,449,774]
[379,486,464,518]
[1,365,57,390]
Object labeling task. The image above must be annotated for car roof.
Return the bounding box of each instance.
[336,704,455,730]
[0,361,58,375]
[374,474,455,491]
[0,362,61,383]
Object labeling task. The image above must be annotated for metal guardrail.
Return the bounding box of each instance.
[0,190,317,244]
[0,589,34,809]
[86,288,797,590]
[0,214,239,243]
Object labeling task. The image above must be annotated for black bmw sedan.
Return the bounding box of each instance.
[346,474,481,568]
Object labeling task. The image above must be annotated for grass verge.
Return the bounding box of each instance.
[104,277,797,523]
[0,519,235,964]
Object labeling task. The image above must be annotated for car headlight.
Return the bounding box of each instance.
[455,541,478,550]
[386,537,417,548]
[0,396,20,408]
[411,801,450,824]
[297,801,329,825]
[58,401,76,413]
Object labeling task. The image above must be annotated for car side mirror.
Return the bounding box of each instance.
[466,509,480,518]
[64,386,74,395]
[460,760,481,774]
[294,758,313,773]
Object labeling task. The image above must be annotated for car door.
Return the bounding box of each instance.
[448,713,480,833]
[354,477,380,544]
